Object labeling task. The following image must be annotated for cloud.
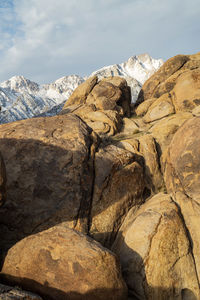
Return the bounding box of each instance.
[0,0,199,83]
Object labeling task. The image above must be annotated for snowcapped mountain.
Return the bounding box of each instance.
[0,54,163,124]
[90,54,163,102]
[0,75,84,124]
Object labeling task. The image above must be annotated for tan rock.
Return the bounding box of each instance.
[143,93,175,123]
[0,152,6,207]
[0,114,98,252]
[116,138,139,153]
[137,55,189,103]
[138,134,163,192]
[86,81,122,109]
[171,69,200,112]
[172,191,200,288]
[101,76,127,89]
[85,110,122,136]
[149,112,192,155]
[60,103,96,118]
[164,116,200,202]
[121,117,140,135]
[112,193,200,300]
[63,75,98,108]
[135,98,155,116]
[1,224,127,300]
[192,104,200,116]
[164,116,200,282]
[89,144,144,247]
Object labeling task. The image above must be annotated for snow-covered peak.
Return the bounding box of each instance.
[0,75,39,94]
[122,54,163,84]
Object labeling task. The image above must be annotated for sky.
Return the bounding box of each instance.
[0,0,199,83]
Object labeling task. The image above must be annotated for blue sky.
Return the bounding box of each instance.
[0,0,199,83]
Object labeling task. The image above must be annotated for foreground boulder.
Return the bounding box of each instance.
[112,193,200,300]
[0,113,98,253]
[164,116,200,283]
[1,224,127,300]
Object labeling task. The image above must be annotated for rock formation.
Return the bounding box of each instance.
[1,51,200,300]
[0,54,162,124]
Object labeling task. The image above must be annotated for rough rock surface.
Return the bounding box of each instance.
[138,135,163,192]
[89,144,144,247]
[0,152,6,207]
[1,224,127,300]
[1,51,200,300]
[137,55,189,103]
[0,113,98,253]
[62,76,131,136]
[112,193,200,300]
[164,117,200,282]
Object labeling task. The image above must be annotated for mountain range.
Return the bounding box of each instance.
[0,54,163,124]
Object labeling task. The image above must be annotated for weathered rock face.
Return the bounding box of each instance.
[90,144,144,247]
[0,114,98,252]
[112,193,200,300]
[164,117,200,283]
[0,152,6,207]
[1,224,127,300]
[138,135,163,192]
[171,69,200,112]
[1,52,200,300]
[164,116,200,200]
[64,75,98,106]
[62,76,131,136]
[137,55,189,103]
[135,52,200,125]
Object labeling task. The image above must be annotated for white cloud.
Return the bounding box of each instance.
[0,0,199,83]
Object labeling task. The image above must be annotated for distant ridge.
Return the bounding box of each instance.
[0,54,163,124]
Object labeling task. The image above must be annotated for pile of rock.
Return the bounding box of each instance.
[0,52,200,300]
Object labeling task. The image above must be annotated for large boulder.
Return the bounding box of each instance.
[0,114,98,253]
[164,117,200,282]
[112,193,200,300]
[89,144,145,247]
[137,55,189,103]
[164,116,200,201]
[1,224,127,300]
[0,152,6,207]
[62,76,131,136]
[170,69,200,112]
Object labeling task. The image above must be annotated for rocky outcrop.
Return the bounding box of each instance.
[137,55,189,103]
[61,76,131,136]
[1,224,127,300]
[164,117,200,283]
[1,51,200,300]
[112,193,200,300]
